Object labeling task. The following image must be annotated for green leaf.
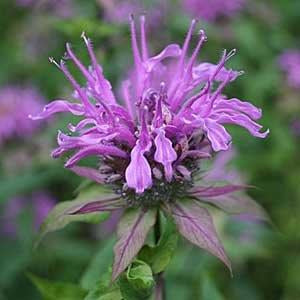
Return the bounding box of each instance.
[84,270,122,300]
[80,238,115,290]
[35,186,113,247]
[28,273,87,300]
[139,218,178,274]
[119,260,154,300]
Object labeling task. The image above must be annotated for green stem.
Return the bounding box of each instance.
[154,211,166,300]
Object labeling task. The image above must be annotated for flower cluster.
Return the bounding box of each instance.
[32,17,268,280]
[0,85,44,146]
[32,17,267,195]
[182,0,246,21]
[279,50,300,89]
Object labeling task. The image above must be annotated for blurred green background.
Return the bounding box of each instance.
[0,0,300,299]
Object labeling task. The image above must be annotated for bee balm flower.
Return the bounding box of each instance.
[32,16,268,280]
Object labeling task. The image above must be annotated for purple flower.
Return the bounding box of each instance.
[32,17,268,280]
[279,50,300,89]
[1,192,55,237]
[31,17,268,194]
[182,0,246,22]
[0,85,44,146]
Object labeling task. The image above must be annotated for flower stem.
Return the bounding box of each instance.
[154,211,166,300]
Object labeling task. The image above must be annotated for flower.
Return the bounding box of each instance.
[1,192,55,237]
[0,85,44,146]
[278,50,300,89]
[32,17,268,280]
[182,0,246,22]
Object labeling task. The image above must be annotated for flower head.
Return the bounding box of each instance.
[182,0,246,22]
[279,50,300,89]
[32,17,268,280]
[0,85,44,146]
[32,17,267,195]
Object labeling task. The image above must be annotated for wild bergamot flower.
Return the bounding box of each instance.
[31,16,268,280]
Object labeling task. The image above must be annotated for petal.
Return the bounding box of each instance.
[29,100,84,120]
[65,145,127,168]
[154,129,177,181]
[69,166,106,183]
[145,44,181,72]
[214,98,262,120]
[193,63,240,83]
[215,113,269,138]
[203,119,232,151]
[125,144,152,194]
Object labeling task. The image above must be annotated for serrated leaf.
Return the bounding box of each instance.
[28,273,87,300]
[169,199,231,273]
[139,218,178,274]
[35,186,117,247]
[112,208,156,281]
[119,260,154,300]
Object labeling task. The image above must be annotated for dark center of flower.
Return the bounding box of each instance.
[118,179,193,208]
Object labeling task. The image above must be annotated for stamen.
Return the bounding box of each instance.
[186,29,207,73]
[81,32,116,104]
[140,14,148,61]
[65,43,94,85]
[225,48,237,61]
[129,15,142,67]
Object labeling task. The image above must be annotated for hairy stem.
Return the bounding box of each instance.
[154,212,166,300]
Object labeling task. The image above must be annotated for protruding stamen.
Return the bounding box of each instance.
[178,19,198,73]
[81,32,116,104]
[49,57,60,68]
[225,48,237,61]
[140,14,148,61]
[65,43,94,85]
[130,15,142,67]
[186,29,207,74]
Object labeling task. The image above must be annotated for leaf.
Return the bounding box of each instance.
[112,208,156,281]
[119,260,154,300]
[35,186,117,247]
[28,273,87,300]
[169,199,231,273]
[80,238,115,290]
[84,270,122,300]
[139,218,178,274]
[192,187,268,221]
